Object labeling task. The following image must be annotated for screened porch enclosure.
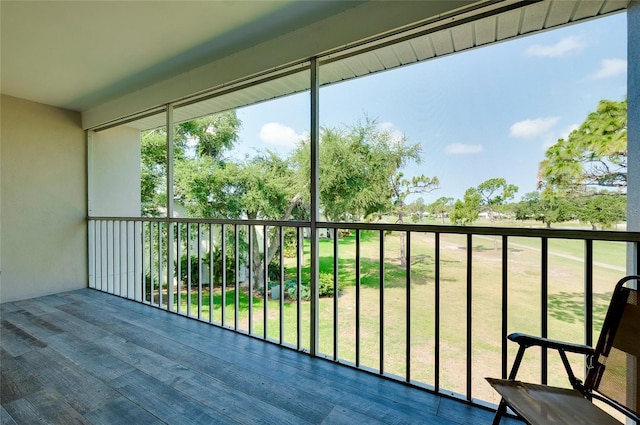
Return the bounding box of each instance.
[2,0,639,423]
[85,0,639,417]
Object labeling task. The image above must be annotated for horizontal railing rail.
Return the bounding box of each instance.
[88,216,640,407]
[89,216,640,241]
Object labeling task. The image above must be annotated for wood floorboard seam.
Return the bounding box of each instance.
[44,305,311,423]
[1,289,523,425]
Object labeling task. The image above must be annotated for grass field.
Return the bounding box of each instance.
[163,220,630,405]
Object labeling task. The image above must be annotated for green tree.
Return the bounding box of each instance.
[140,129,168,216]
[295,116,440,267]
[575,192,626,230]
[294,126,362,221]
[409,197,427,222]
[177,113,241,159]
[450,178,518,226]
[145,113,438,287]
[140,111,242,217]
[514,190,574,228]
[391,173,439,225]
[476,177,518,223]
[143,111,293,290]
[428,196,454,224]
[227,153,304,287]
[537,99,628,228]
[174,150,303,289]
[539,99,627,192]
[390,173,439,267]
[293,117,429,222]
[450,188,481,225]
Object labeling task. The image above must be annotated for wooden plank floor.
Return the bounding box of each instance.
[1,289,524,424]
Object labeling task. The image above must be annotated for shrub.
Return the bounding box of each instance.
[175,246,239,287]
[283,228,299,258]
[284,278,299,299]
[284,278,310,300]
[268,258,281,282]
[211,247,237,286]
[283,274,340,300]
[176,254,209,287]
[283,244,298,258]
[318,272,336,297]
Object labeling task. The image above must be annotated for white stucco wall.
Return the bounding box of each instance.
[88,126,142,295]
[0,95,87,302]
[90,126,141,217]
[628,3,639,274]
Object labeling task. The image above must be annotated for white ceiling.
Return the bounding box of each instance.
[0,0,360,112]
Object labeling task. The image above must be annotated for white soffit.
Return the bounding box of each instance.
[114,0,629,132]
[128,69,310,130]
[319,0,629,86]
[123,68,311,131]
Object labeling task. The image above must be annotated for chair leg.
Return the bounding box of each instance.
[492,399,508,425]
[492,345,524,424]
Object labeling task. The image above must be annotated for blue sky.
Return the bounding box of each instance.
[235,12,627,204]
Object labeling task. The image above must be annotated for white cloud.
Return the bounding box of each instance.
[445,143,483,155]
[378,121,405,143]
[259,122,305,148]
[560,123,579,139]
[509,117,560,139]
[525,36,586,58]
[589,58,626,79]
[542,123,580,150]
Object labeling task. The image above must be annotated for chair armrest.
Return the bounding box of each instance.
[508,333,594,355]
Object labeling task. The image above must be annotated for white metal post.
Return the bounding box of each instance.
[628,3,640,276]
[167,105,175,311]
[310,57,320,355]
[626,5,639,422]
[87,130,95,289]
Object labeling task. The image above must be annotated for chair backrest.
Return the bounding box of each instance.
[585,275,639,420]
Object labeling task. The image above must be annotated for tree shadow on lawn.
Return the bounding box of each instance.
[316,254,457,289]
[548,291,611,330]
[177,289,291,313]
[456,245,523,253]
[323,230,379,246]
[300,231,378,257]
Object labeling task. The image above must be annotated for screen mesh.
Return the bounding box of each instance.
[593,289,639,416]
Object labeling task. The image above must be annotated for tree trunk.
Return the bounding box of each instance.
[399,232,407,268]
[250,224,264,291]
[249,193,303,290]
[397,211,407,269]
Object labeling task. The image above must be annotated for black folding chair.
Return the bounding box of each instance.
[487,275,640,425]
